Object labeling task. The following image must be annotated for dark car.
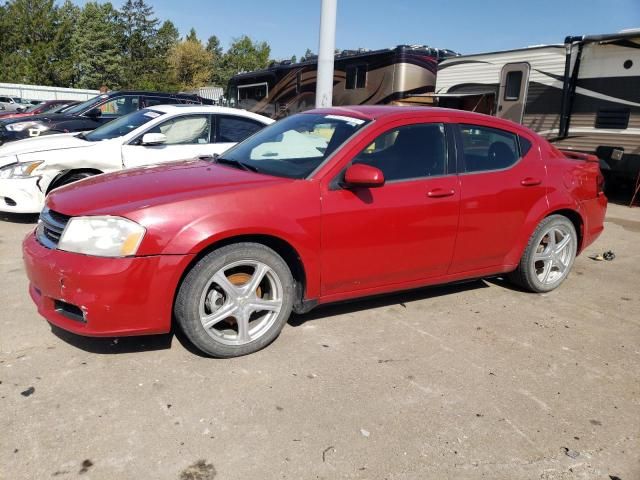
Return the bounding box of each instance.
[23,106,607,358]
[0,91,209,145]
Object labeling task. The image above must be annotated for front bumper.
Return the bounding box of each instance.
[0,177,45,213]
[23,232,195,337]
[0,129,29,145]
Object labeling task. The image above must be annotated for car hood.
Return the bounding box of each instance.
[0,132,90,159]
[47,159,293,217]
[0,112,73,126]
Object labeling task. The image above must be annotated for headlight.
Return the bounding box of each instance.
[58,216,146,257]
[5,121,50,133]
[0,160,43,179]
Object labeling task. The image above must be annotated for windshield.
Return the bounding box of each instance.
[84,109,164,142]
[54,103,78,113]
[26,102,56,114]
[220,113,370,179]
[63,95,104,115]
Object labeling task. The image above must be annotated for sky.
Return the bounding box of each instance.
[71,0,639,59]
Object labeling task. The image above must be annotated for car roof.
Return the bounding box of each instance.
[306,105,533,136]
[147,105,274,123]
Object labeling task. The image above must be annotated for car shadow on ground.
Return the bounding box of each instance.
[0,212,39,224]
[288,279,491,326]
[48,280,497,356]
[50,325,175,355]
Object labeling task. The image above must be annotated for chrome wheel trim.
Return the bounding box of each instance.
[532,226,574,286]
[198,260,283,346]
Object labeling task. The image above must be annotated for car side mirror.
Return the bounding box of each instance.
[141,133,167,146]
[343,163,385,188]
[85,107,102,118]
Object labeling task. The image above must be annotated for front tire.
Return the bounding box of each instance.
[49,171,96,192]
[175,243,295,358]
[509,215,577,293]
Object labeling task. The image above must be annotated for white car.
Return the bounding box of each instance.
[0,96,25,112]
[0,105,273,214]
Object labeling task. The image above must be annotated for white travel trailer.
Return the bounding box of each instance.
[434,31,640,183]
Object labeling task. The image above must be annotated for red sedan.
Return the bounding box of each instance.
[23,106,607,357]
[0,100,78,120]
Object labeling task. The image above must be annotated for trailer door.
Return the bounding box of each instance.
[497,63,530,123]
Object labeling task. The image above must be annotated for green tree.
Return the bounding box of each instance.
[216,35,271,87]
[168,38,213,90]
[185,28,199,43]
[50,0,81,86]
[205,35,224,86]
[302,48,314,61]
[118,0,159,87]
[71,2,124,89]
[206,35,223,59]
[142,19,181,90]
[0,0,59,84]
[290,55,297,63]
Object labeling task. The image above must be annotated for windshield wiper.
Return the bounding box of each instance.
[76,132,86,140]
[212,154,259,173]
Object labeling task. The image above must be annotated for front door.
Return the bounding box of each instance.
[497,62,530,124]
[320,121,460,297]
[121,114,215,168]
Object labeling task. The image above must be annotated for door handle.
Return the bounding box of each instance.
[520,177,542,187]
[427,188,455,198]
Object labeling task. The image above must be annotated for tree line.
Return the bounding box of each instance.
[0,0,313,92]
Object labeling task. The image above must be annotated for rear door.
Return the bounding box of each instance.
[213,115,267,154]
[449,122,545,273]
[496,63,530,124]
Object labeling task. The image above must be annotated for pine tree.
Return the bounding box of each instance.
[71,2,125,89]
[145,20,180,90]
[186,28,199,44]
[118,0,160,87]
[50,0,81,86]
[0,0,59,85]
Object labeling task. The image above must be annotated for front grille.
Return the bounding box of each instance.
[36,208,71,249]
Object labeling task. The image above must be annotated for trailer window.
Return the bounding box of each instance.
[238,83,268,101]
[504,71,522,100]
[346,64,367,89]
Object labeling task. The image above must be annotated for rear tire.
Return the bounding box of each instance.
[509,215,577,293]
[175,243,295,358]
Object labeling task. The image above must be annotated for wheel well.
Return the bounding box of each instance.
[547,209,584,251]
[183,234,308,302]
[47,168,103,193]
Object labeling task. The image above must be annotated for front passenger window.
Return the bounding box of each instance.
[353,123,447,181]
[147,115,211,145]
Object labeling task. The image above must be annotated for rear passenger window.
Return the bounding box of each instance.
[143,97,181,107]
[217,116,264,143]
[460,124,520,172]
[353,123,447,181]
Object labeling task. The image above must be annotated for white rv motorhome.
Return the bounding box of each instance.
[434,31,640,184]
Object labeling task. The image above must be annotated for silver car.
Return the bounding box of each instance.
[0,96,25,112]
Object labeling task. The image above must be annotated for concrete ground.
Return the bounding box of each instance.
[0,203,638,480]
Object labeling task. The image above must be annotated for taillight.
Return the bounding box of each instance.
[596,172,605,194]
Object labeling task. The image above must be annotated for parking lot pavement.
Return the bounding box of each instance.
[0,204,638,480]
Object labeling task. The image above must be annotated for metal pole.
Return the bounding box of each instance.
[315,0,337,108]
